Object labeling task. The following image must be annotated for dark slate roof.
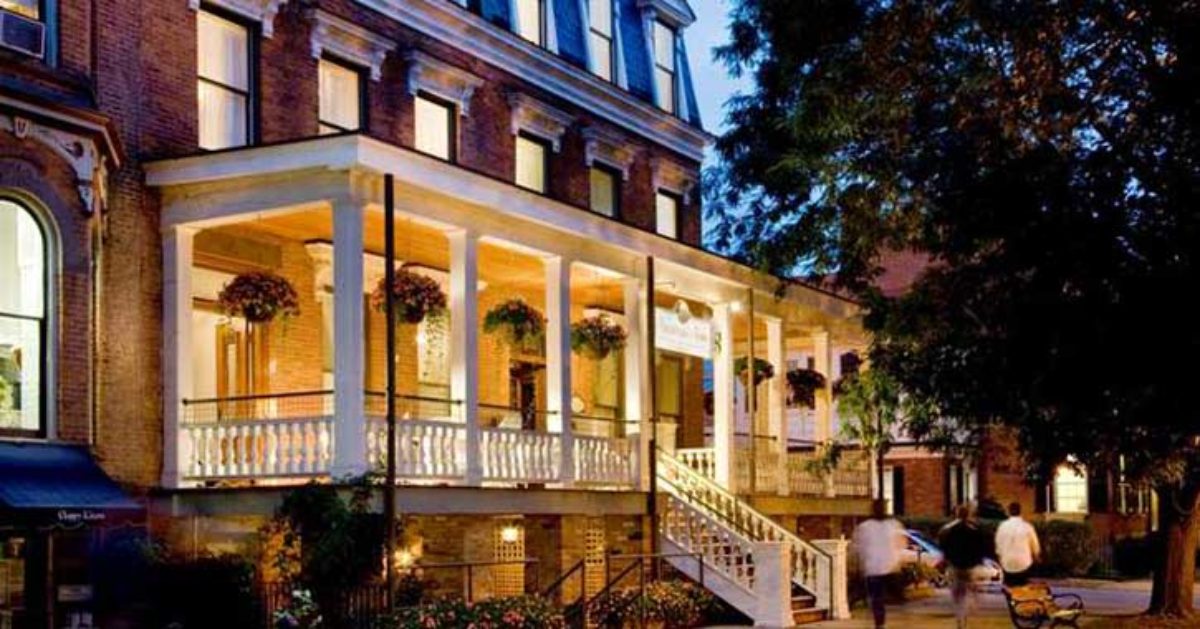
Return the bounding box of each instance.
[615,0,655,102]
[0,441,141,513]
[677,35,702,129]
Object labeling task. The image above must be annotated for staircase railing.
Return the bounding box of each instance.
[656,448,832,611]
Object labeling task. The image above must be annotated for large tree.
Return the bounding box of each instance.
[710,0,1199,616]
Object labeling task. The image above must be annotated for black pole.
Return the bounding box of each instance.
[384,173,397,608]
[646,257,659,560]
[747,288,756,496]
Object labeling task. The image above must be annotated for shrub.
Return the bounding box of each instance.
[145,548,261,628]
[381,595,564,628]
[592,581,716,628]
[1111,535,1154,578]
[1032,520,1098,577]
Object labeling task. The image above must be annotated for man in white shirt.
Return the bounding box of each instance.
[994,501,1041,586]
[853,499,905,628]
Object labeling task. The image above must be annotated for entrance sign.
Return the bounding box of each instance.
[655,307,712,358]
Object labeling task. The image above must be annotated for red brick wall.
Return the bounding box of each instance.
[887,455,948,518]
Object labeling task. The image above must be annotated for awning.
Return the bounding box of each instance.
[0,442,142,525]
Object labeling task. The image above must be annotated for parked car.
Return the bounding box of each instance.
[902,529,1003,588]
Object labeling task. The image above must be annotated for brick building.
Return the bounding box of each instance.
[1,0,870,625]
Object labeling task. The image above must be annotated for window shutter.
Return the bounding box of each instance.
[892,466,906,516]
[1035,481,1050,513]
[1087,464,1109,513]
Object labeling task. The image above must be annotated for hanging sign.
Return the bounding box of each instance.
[655,307,712,359]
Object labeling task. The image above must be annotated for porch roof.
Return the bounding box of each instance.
[144,133,861,327]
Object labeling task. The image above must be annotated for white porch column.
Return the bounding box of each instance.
[812,329,832,442]
[712,302,736,492]
[545,256,574,486]
[331,198,367,478]
[161,225,195,488]
[767,317,788,496]
[814,538,851,620]
[752,541,794,627]
[622,277,649,490]
[449,229,481,485]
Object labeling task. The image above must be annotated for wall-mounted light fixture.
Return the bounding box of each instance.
[500,524,522,544]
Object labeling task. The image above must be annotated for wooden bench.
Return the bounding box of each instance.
[1002,583,1084,628]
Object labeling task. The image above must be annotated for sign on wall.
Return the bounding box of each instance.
[655,307,712,359]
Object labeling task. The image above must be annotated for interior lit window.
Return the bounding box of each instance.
[588,0,614,81]
[515,133,549,193]
[589,165,619,217]
[197,10,252,150]
[0,199,46,436]
[318,58,363,134]
[0,0,38,19]
[1053,464,1088,514]
[652,21,676,114]
[414,93,455,161]
[655,191,679,239]
[514,0,544,46]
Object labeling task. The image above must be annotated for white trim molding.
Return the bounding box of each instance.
[0,113,110,215]
[652,157,695,204]
[355,0,711,161]
[187,0,288,37]
[581,124,636,179]
[405,49,484,116]
[636,0,694,28]
[308,9,395,81]
[508,92,575,152]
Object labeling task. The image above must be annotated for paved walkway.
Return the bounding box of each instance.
[804,580,1200,628]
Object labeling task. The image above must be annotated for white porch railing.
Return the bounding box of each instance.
[676,447,716,479]
[574,434,637,487]
[184,416,334,479]
[480,426,562,483]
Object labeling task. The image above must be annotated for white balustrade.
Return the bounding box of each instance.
[573,435,637,487]
[480,427,561,483]
[367,418,467,480]
[183,417,333,479]
[676,447,716,479]
[660,493,757,592]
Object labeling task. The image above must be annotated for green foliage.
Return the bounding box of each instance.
[734,356,776,385]
[592,581,717,628]
[786,367,826,408]
[484,299,546,352]
[143,545,261,628]
[271,478,388,599]
[901,516,1097,577]
[570,315,628,360]
[381,595,565,628]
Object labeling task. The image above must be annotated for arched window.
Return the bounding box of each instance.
[0,198,47,436]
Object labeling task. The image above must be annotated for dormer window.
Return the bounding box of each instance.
[514,0,545,46]
[588,0,615,81]
[652,20,676,114]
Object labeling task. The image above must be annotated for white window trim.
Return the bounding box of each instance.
[635,0,694,28]
[651,157,694,204]
[404,49,484,117]
[308,9,395,82]
[187,0,287,37]
[581,124,636,180]
[508,92,575,153]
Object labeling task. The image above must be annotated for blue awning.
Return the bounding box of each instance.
[0,442,141,521]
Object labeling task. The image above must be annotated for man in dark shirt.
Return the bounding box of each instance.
[938,505,991,629]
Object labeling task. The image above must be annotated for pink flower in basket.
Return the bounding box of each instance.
[218,272,300,324]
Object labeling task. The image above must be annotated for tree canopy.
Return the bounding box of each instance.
[710,0,1199,614]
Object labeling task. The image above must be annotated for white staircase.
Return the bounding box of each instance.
[656,449,832,624]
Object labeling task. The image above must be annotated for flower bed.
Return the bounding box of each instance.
[591,581,716,628]
[380,595,564,628]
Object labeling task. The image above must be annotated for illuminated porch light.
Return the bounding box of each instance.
[500,524,521,544]
[729,300,744,313]
[395,549,415,568]
[673,299,692,324]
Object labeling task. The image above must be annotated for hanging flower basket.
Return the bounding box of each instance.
[370,266,448,325]
[570,315,628,360]
[218,272,300,324]
[786,368,827,409]
[734,356,775,386]
[484,298,545,352]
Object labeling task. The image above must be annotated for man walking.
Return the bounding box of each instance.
[938,504,990,629]
[995,501,1040,586]
[853,499,905,629]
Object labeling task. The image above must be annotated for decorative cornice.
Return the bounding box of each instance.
[636,0,695,27]
[187,0,288,37]
[308,9,395,81]
[652,157,695,204]
[0,113,109,215]
[580,124,636,180]
[355,0,710,161]
[507,93,575,152]
[404,50,484,116]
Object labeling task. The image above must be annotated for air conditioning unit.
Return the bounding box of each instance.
[0,9,45,59]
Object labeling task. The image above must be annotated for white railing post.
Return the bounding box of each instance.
[814,539,850,619]
[545,256,573,486]
[767,317,789,496]
[161,225,195,488]
[752,541,794,627]
[449,229,481,485]
[331,193,367,479]
[712,302,737,493]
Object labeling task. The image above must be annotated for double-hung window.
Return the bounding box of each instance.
[318,58,364,134]
[0,199,47,437]
[197,9,253,150]
[655,191,679,239]
[652,20,676,114]
[588,0,614,81]
[589,165,620,217]
[515,133,550,193]
[514,0,544,46]
[414,92,456,161]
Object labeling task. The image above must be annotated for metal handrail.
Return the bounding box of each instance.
[183,389,462,406]
[478,402,559,415]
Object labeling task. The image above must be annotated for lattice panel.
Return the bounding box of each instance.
[493,521,526,598]
[584,518,606,598]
